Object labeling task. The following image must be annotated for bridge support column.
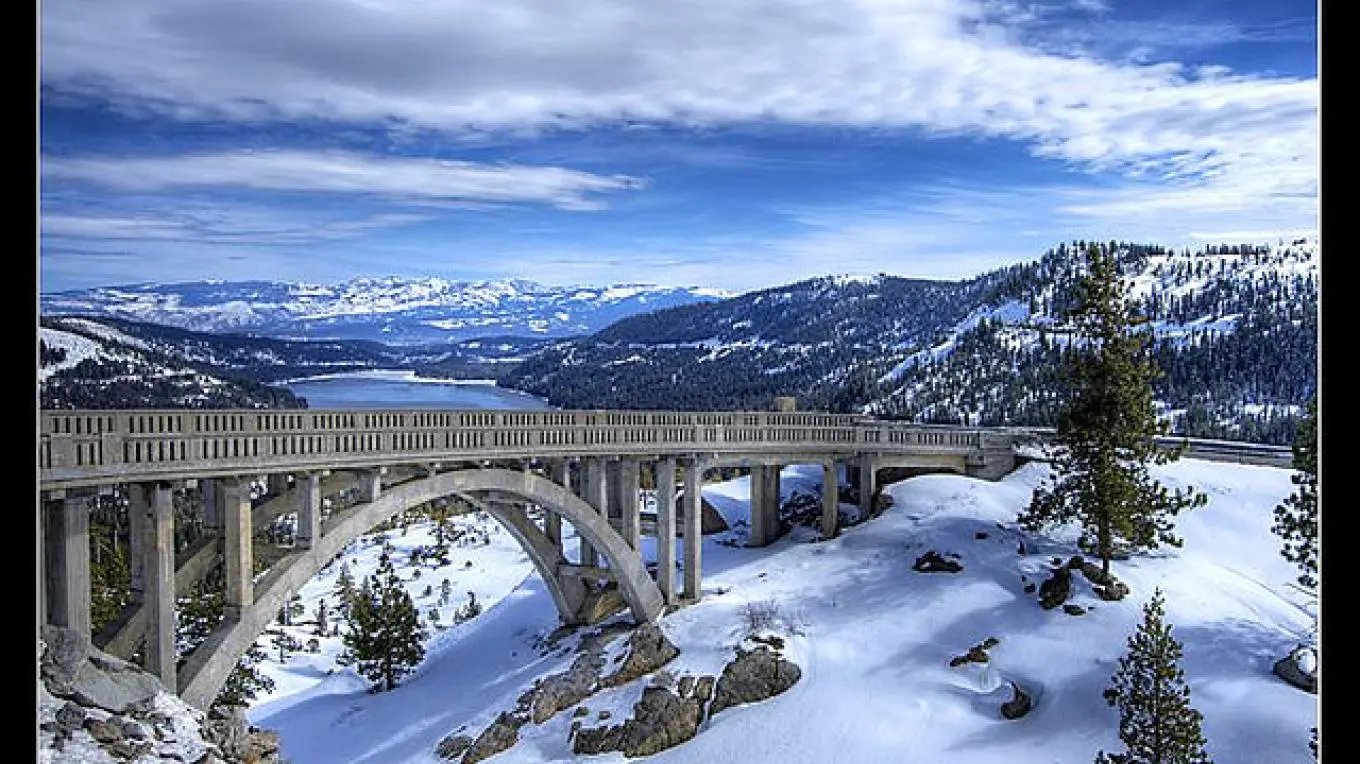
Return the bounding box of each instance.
[43,493,91,641]
[821,461,840,540]
[682,458,703,601]
[201,478,224,530]
[747,464,782,547]
[296,473,320,550]
[127,484,149,604]
[655,458,677,605]
[144,482,177,690]
[581,458,607,568]
[266,473,289,500]
[356,469,382,503]
[857,454,878,517]
[617,459,641,550]
[545,460,566,548]
[222,479,254,621]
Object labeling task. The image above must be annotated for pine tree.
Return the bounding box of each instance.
[1096,589,1212,764]
[1272,397,1318,589]
[212,642,275,710]
[1020,243,1206,580]
[338,547,427,692]
[333,561,356,617]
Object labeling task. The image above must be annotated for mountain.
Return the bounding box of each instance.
[40,277,733,344]
[500,238,1318,444]
[38,315,559,408]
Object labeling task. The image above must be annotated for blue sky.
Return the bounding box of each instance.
[38,0,1318,294]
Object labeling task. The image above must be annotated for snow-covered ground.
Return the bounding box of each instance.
[248,458,1318,763]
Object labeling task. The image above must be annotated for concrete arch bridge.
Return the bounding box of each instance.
[39,407,1016,710]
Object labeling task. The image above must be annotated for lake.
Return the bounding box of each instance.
[282,370,552,410]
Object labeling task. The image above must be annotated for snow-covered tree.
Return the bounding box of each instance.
[1273,397,1318,589]
[1096,589,1212,764]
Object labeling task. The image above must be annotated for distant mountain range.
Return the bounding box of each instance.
[39,238,1318,444]
[40,277,733,344]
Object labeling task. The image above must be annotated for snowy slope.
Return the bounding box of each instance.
[247,458,1318,764]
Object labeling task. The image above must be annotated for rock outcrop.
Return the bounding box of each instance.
[708,645,802,717]
[912,550,963,573]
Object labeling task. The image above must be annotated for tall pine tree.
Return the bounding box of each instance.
[1020,243,1206,580]
[1272,397,1317,589]
[339,545,427,692]
[1096,589,1212,764]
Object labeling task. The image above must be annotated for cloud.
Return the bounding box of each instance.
[41,150,645,210]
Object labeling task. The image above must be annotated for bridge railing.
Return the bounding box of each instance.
[39,408,998,489]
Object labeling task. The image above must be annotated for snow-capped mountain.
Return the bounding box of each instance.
[40,277,734,344]
[501,237,1318,444]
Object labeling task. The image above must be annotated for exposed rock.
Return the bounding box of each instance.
[461,711,527,764]
[601,622,681,688]
[1080,561,1112,585]
[949,640,997,667]
[435,734,473,760]
[694,676,715,702]
[982,637,1000,650]
[578,586,629,625]
[913,550,963,573]
[42,626,165,714]
[1095,581,1130,601]
[1273,647,1318,694]
[571,685,705,758]
[1000,682,1032,720]
[1063,604,1086,616]
[709,646,802,717]
[85,716,124,744]
[201,707,281,764]
[529,649,605,724]
[571,723,624,756]
[599,710,612,720]
[1038,566,1073,610]
[750,634,786,651]
[678,675,696,699]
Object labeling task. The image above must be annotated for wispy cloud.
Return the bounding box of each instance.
[41,150,646,210]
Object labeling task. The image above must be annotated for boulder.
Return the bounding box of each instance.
[1273,647,1318,694]
[436,734,473,761]
[601,622,680,688]
[529,650,605,724]
[41,626,164,714]
[1000,682,1032,720]
[462,711,527,764]
[1095,581,1130,601]
[1063,604,1086,616]
[708,647,802,717]
[913,550,963,573]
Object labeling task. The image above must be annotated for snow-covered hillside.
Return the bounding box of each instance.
[246,458,1318,764]
[40,278,735,344]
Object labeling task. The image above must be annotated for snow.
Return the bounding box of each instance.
[246,457,1317,764]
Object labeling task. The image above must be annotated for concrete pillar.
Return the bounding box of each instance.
[581,458,607,568]
[222,478,254,621]
[821,461,840,539]
[126,483,149,603]
[145,482,177,690]
[266,472,289,499]
[655,458,677,605]
[44,494,91,640]
[858,454,878,516]
[682,458,703,601]
[748,465,769,548]
[201,478,223,530]
[355,469,382,503]
[545,460,566,549]
[296,472,320,549]
[618,459,641,550]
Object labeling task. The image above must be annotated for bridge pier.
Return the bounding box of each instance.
[142,481,177,690]
[655,457,678,605]
[296,472,320,550]
[856,454,878,516]
[222,478,254,621]
[682,458,703,601]
[821,461,840,539]
[43,493,91,643]
[615,459,641,550]
[581,458,607,567]
[747,464,782,547]
[546,459,566,548]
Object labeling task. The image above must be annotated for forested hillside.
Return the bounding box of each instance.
[501,239,1318,444]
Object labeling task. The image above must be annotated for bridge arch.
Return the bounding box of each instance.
[178,468,664,710]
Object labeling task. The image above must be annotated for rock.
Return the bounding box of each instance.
[55,701,86,731]
[750,634,785,651]
[599,710,611,720]
[435,734,473,760]
[85,716,124,744]
[678,676,695,699]
[913,550,963,573]
[1000,682,1032,720]
[573,706,589,718]
[1063,604,1086,616]
[651,669,676,689]
[529,649,605,724]
[1095,581,1130,601]
[462,711,527,764]
[694,676,715,702]
[571,724,624,756]
[578,587,629,624]
[601,622,681,688]
[982,637,1000,649]
[616,686,705,757]
[202,708,281,764]
[1274,650,1318,694]
[1080,561,1112,585]
[1038,566,1073,610]
[975,532,989,540]
[42,626,164,714]
[708,647,802,717]
[1023,583,1036,594]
